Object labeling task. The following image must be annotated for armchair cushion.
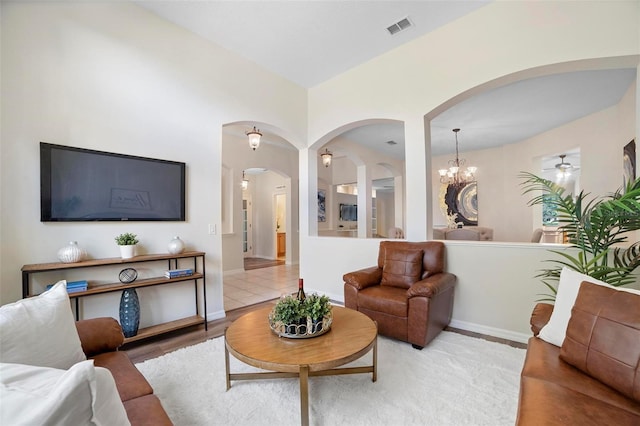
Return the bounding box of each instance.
[380,248,423,289]
[358,286,407,317]
[560,281,640,402]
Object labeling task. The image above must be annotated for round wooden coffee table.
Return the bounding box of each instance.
[224,305,377,426]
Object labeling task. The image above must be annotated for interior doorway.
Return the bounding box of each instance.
[275,193,286,259]
[242,195,253,258]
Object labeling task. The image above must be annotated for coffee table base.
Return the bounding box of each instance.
[224,338,377,426]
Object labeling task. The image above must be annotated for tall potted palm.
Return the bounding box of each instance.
[520,172,640,300]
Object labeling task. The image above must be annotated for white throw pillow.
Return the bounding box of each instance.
[0,280,86,369]
[538,267,640,347]
[0,361,130,426]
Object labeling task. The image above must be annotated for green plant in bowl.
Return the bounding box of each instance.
[272,295,304,326]
[304,293,331,321]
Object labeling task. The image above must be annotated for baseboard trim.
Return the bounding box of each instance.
[207,309,226,322]
[449,319,530,344]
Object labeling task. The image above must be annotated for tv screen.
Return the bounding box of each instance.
[339,203,357,221]
[40,143,186,221]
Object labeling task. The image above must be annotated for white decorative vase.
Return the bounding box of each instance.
[119,245,135,259]
[57,241,86,263]
[168,236,185,254]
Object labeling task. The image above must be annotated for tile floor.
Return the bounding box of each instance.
[223,264,299,311]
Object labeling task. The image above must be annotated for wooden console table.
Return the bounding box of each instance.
[21,251,207,343]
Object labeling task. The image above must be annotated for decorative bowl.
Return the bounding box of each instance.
[268,310,332,339]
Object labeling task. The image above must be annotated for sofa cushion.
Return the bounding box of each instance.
[0,281,86,369]
[380,248,423,289]
[0,360,130,426]
[522,337,640,414]
[123,394,173,426]
[538,267,640,347]
[517,375,640,425]
[560,281,640,402]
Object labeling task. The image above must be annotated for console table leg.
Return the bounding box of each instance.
[299,365,309,426]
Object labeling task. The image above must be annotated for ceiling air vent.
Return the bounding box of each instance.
[386,17,412,35]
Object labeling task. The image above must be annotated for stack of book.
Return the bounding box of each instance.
[47,280,88,294]
[164,268,193,278]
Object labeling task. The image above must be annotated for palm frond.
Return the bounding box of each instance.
[519,172,640,301]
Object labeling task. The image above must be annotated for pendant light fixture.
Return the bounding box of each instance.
[246,126,262,151]
[241,171,249,190]
[438,128,477,187]
[320,148,333,167]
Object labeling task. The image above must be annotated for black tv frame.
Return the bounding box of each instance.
[40,142,186,222]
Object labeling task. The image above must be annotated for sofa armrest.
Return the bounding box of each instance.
[406,272,456,298]
[75,317,124,357]
[343,267,382,290]
[530,303,554,336]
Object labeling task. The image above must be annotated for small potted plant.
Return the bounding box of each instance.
[271,295,304,334]
[115,232,139,259]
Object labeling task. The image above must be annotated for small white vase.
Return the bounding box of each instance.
[57,241,86,263]
[119,245,135,259]
[168,236,185,254]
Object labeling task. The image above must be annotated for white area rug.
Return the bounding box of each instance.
[136,332,526,426]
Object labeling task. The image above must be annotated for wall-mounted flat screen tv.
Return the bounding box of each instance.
[40,142,186,222]
[339,203,357,221]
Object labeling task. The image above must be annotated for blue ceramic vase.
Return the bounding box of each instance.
[119,288,140,338]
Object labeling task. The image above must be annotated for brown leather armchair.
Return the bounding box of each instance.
[343,241,456,349]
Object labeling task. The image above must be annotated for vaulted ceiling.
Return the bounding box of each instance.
[138,1,636,160]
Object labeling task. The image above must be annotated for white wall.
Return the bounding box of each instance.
[430,83,637,242]
[0,2,307,325]
[302,1,640,342]
[2,1,639,343]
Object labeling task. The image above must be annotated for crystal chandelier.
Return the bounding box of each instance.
[438,128,477,187]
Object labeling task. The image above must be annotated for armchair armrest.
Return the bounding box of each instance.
[343,266,382,290]
[75,317,124,357]
[530,303,554,336]
[406,272,456,298]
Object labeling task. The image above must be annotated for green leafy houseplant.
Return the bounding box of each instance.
[114,233,139,246]
[520,172,640,301]
[272,295,304,325]
[304,293,331,320]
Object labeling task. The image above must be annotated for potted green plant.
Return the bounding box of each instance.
[115,233,139,259]
[304,293,331,332]
[520,172,640,301]
[270,293,332,336]
[271,295,304,334]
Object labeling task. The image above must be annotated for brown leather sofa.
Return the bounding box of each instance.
[517,300,640,425]
[76,317,173,426]
[343,241,456,349]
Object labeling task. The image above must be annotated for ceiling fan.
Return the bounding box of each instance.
[555,154,573,172]
[542,154,580,180]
